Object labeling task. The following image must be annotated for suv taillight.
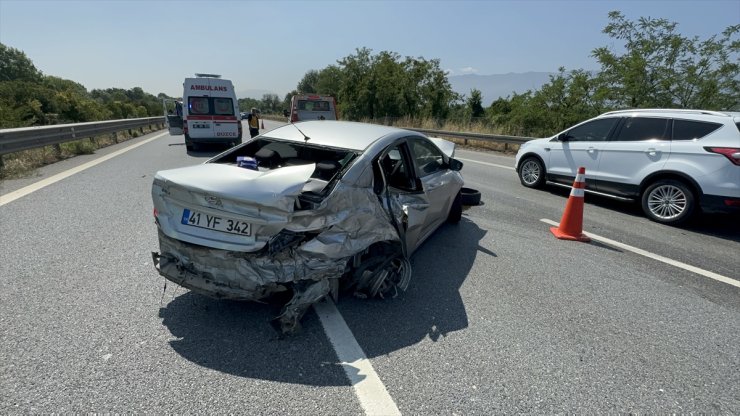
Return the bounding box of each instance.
[704,147,740,166]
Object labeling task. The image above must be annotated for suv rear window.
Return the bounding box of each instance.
[298,100,331,111]
[672,119,722,140]
[612,117,668,141]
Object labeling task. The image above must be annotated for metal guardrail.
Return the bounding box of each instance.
[0,117,165,156]
[0,116,536,157]
[406,128,539,146]
[261,115,540,146]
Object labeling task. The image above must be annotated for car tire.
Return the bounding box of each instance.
[460,187,481,206]
[448,191,462,223]
[519,157,545,188]
[641,179,696,225]
[185,134,194,151]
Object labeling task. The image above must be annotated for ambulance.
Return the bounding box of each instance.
[182,74,242,150]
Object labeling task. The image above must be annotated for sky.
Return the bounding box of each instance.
[1,0,738,99]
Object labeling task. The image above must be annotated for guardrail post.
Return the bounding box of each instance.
[0,154,4,173]
[52,143,62,157]
[111,132,118,144]
[504,143,508,152]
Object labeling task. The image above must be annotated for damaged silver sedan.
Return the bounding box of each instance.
[152,121,466,332]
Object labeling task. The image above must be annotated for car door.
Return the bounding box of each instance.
[377,142,431,255]
[547,117,621,188]
[408,137,458,240]
[596,117,670,197]
[187,96,215,140]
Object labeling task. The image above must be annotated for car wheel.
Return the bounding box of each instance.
[460,187,481,206]
[641,179,696,224]
[519,157,545,188]
[447,191,462,223]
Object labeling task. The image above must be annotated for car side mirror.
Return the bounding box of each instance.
[448,158,463,171]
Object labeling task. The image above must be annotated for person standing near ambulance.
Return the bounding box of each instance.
[247,108,260,138]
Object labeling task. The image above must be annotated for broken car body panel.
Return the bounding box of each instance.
[152,121,465,331]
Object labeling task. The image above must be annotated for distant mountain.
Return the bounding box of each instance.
[448,72,555,105]
[236,88,275,99]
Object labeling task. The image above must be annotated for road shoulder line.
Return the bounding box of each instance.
[0,132,167,207]
[540,218,739,288]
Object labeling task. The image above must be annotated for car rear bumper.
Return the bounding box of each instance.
[699,194,740,214]
[152,231,347,301]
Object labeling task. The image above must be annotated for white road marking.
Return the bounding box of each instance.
[540,218,740,288]
[457,157,514,171]
[0,132,168,207]
[314,299,401,416]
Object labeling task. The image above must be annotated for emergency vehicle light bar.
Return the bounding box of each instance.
[194,73,222,78]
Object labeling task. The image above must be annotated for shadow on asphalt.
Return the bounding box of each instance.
[158,217,485,385]
[545,186,740,243]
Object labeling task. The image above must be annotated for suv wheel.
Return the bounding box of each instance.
[641,179,696,224]
[519,157,545,188]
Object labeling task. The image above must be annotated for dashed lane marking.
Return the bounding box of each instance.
[541,218,739,288]
[314,299,401,416]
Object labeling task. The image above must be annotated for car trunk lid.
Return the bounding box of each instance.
[153,163,315,252]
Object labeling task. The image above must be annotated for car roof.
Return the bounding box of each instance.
[263,121,419,151]
[599,108,739,120]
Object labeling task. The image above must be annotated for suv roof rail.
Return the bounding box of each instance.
[602,108,731,117]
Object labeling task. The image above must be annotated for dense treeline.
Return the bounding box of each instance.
[286,47,457,120]
[487,12,739,136]
[0,43,172,129]
[290,12,739,136]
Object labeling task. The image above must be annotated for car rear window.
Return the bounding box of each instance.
[672,119,722,140]
[612,117,668,141]
[297,100,331,111]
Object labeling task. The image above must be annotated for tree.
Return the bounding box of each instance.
[0,43,42,82]
[592,11,740,109]
[467,89,485,118]
[296,70,320,94]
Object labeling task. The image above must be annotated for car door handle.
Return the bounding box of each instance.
[645,148,657,156]
[587,147,596,153]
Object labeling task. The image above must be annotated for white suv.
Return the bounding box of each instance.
[515,109,740,224]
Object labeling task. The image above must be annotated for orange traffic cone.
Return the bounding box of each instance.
[260,120,265,129]
[550,166,590,242]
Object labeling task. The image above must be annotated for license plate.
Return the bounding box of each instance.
[181,208,251,236]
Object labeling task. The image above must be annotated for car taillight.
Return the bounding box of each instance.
[704,147,740,166]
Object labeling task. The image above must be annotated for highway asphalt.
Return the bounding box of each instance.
[1,120,738,413]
